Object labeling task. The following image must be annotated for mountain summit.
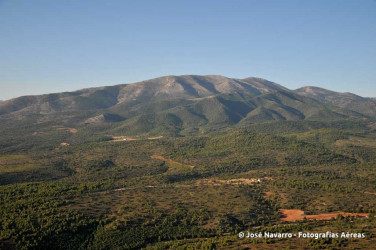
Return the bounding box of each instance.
[0,75,374,137]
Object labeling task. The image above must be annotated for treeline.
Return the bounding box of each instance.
[272,179,355,193]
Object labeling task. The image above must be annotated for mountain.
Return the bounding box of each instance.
[0,75,285,115]
[296,86,376,117]
[0,75,372,139]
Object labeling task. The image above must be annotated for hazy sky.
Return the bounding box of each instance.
[0,0,375,100]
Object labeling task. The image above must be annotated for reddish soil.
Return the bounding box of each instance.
[280,209,370,222]
[263,191,273,198]
[57,127,78,134]
[364,191,376,195]
[69,128,78,134]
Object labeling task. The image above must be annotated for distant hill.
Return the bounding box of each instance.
[0,75,373,138]
[296,86,376,118]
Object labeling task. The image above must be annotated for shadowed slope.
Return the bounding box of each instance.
[0,75,372,141]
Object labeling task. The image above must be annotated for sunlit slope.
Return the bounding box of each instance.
[0,75,372,140]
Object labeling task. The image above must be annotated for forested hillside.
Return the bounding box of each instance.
[1,118,376,249]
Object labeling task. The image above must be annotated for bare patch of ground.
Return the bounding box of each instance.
[197,177,272,186]
[110,136,138,142]
[109,135,163,142]
[365,191,376,195]
[280,209,370,222]
[148,136,163,140]
[264,191,273,199]
[69,128,78,133]
[57,127,78,134]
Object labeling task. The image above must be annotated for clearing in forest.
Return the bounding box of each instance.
[109,135,163,142]
[110,136,138,142]
[196,177,273,186]
[280,209,370,221]
[56,127,78,134]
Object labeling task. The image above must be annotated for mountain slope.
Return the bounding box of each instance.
[296,86,376,117]
[0,75,372,140]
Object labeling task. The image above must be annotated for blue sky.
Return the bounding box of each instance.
[0,0,375,100]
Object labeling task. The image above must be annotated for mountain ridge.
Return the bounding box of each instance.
[2,76,373,104]
[296,86,376,117]
[0,75,288,115]
[0,75,374,137]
